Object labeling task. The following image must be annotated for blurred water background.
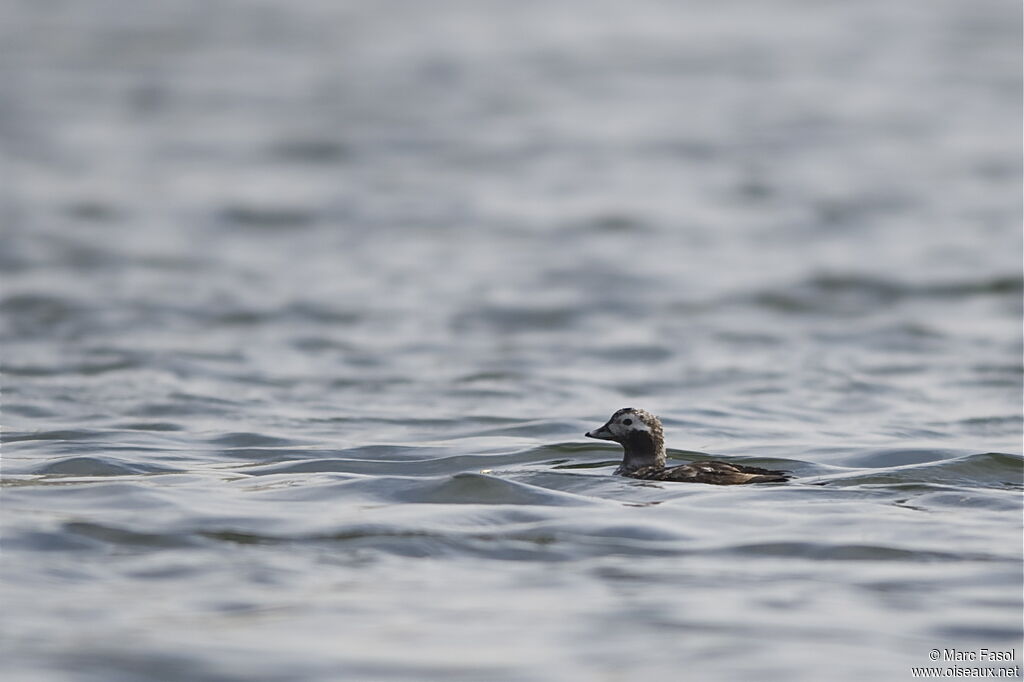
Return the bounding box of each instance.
[2,0,1022,680]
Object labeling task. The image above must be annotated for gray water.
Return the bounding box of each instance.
[2,1,1022,680]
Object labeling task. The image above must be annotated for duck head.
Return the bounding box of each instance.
[586,407,667,473]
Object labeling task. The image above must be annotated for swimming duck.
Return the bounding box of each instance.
[585,407,790,484]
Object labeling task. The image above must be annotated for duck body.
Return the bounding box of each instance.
[586,407,791,485]
[621,461,790,484]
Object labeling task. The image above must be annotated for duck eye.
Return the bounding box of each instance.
[622,418,633,426]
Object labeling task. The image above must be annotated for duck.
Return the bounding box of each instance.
[585,407,790,484]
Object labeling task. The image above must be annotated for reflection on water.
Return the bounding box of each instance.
[2,0,1021,680]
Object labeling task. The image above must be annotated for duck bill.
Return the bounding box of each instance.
[585,423,615,440]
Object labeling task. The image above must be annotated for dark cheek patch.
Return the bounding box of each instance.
[626,430,654,453]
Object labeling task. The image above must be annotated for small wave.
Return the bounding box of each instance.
[841,448,957,467]
[583,344,673,362]
[63,200,122,222]
[195,301,361,328]
[128,392,243,418]
[712,541,998,562]
[3,358,141,377]
[64,521,197,548]
[452,304,583,334]
[27,456,181,477]
[267,137,351,164]
[206,432,308,448]
[0,293,95,338]
[315,472,600,507]
[1,403,58,418]
[409,473,600,506]
[112,422,185,432]
[218,204,316,230]
[818,452,1023,489]
[243,451,541,477]
[120,508,691,561]
[746,273,1022,315]
[4,429,110,444]
[952,414,1024,437]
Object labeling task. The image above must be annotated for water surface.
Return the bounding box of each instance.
[2,1,1022,680]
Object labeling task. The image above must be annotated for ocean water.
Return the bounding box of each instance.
[1,0,1022,680]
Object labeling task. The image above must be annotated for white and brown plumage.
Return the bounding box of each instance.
[585,407,790,484]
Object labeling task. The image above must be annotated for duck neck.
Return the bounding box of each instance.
[617,430,666,473]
